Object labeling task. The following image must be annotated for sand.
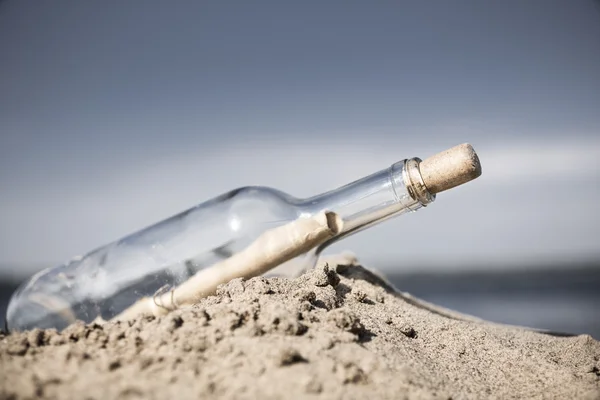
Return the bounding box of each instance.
[1,255,599,400]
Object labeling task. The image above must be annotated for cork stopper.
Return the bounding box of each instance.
[419,143,482,194]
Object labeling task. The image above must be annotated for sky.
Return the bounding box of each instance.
[0,1,599,278]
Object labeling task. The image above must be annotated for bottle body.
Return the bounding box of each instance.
[6,158,434,331]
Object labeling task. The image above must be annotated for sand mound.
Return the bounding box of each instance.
[1,256,599,399]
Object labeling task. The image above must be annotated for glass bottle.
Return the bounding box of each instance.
[6,144,481,332]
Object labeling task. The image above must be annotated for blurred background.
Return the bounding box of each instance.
[1,1,599,336]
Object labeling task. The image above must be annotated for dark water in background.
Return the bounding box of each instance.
[385,266,600,339]
[1,265,599,338]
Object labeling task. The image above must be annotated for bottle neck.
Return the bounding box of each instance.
[299,158,435,246]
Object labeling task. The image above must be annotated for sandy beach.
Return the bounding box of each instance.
[1,255,599,399]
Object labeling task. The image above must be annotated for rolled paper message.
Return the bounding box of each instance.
[112,211,343,322]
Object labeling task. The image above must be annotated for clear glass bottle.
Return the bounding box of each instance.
[6,157,439,332]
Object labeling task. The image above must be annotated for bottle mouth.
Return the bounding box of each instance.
[402,158,436,206]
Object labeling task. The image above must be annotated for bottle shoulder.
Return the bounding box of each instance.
[218,186,299,204]
[223,186,300,219]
